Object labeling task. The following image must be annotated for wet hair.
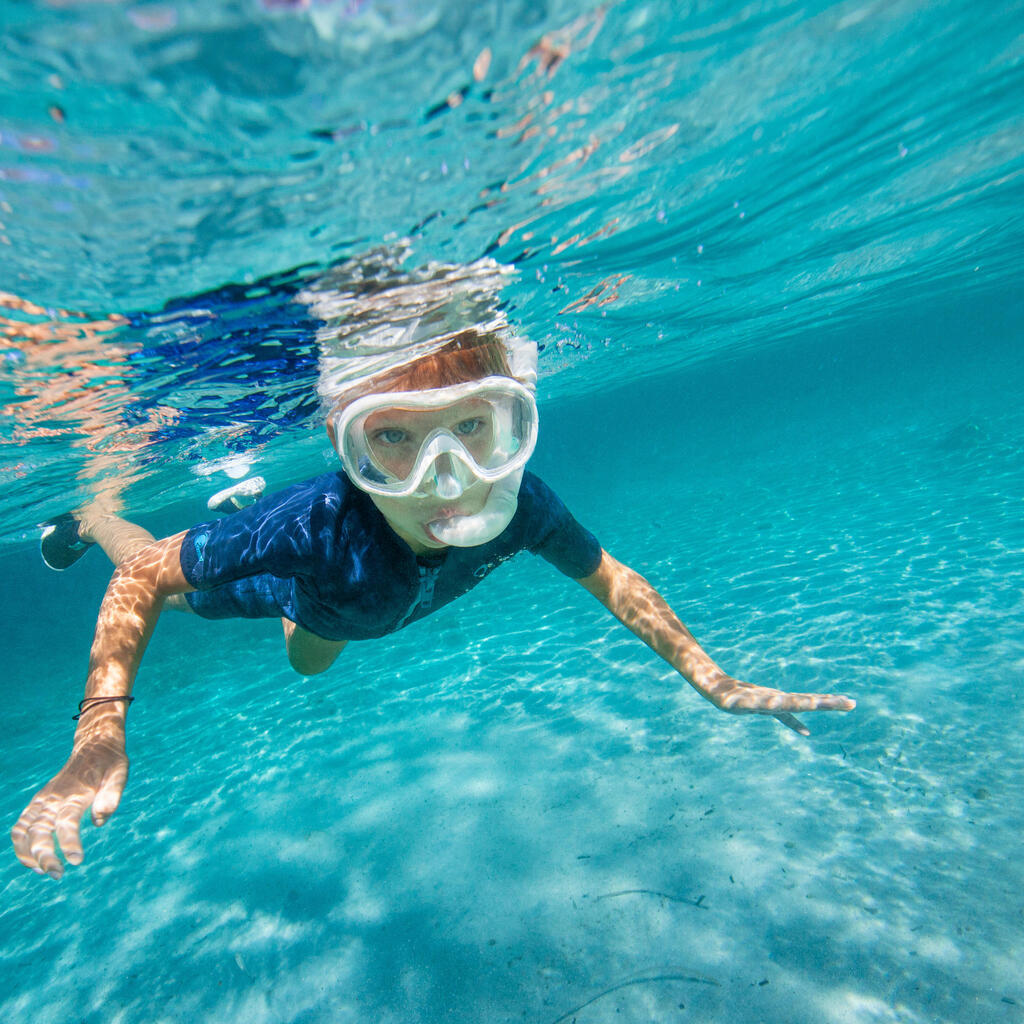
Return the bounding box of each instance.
[331,331,512,411]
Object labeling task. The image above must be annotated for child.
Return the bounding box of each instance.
[11,318,855,881]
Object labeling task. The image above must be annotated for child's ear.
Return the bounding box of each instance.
[325,419,338,448]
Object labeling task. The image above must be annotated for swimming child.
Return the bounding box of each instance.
[11,268,856,881]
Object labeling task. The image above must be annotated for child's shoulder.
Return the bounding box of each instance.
[510,471,577,536]
[517,470,563,509]
[243,471,359,528]
[272,470,353,502]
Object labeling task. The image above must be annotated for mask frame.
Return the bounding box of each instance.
[331,376,539,499]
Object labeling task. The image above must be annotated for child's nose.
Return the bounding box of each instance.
[431,453,464,499]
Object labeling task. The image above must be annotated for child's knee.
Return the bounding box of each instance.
[287,648,330,675]
[282,620,345,675]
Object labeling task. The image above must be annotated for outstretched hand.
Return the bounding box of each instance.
[11,733,128,879]
[699,674,856,736]
[579,550,857,738]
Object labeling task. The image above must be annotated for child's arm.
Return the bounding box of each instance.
[578,549,855,735]
[11,531,192,879]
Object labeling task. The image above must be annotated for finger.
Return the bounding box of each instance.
[801,694,856,712]
[719,686,856,714]
[92,759,128,826]
[773,712,810,736]
[54,798,91,867]
[747,692,856,714]
[11,815,45,872]
[26,820,65,880]
[12,798,59,875]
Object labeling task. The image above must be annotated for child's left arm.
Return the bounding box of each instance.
[578,549,855,735]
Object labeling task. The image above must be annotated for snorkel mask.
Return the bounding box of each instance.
[332,377,537,498]
[330,364,538,547]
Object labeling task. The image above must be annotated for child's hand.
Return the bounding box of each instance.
[11,732,129,879]
[699,675,856,736]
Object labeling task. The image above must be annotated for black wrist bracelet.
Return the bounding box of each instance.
[73,696,135,721]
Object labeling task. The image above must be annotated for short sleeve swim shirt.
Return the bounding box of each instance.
[180,470,601,641]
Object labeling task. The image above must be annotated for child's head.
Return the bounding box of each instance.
[309,251,525,409]
[308,253,538,553]
[325,330,538,553]
[326,329,514,410]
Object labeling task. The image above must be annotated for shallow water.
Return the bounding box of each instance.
[2,1,1023,1022]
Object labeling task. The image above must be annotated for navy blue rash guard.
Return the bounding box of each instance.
[180,471,602,641]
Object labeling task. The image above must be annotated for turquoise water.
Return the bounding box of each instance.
[2,1,1024,1021]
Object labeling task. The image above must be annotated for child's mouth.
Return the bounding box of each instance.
[423,508,466,543]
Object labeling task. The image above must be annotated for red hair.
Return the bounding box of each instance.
[334,331,511,410]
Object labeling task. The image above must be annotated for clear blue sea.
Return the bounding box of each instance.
[2,1,1023,1022]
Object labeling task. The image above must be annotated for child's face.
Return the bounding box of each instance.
[326,401,497,553]
[328,371,537,552]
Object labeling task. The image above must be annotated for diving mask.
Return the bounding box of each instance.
[332,376,538,500]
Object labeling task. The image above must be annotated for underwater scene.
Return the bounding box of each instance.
[1,0,1023,1021]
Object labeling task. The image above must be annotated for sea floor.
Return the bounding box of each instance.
[2,316,1022,1023]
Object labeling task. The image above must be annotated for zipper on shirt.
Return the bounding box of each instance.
[394,561,442,631]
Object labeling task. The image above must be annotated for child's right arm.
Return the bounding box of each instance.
[578,549,855,733]
[11,531,193,879]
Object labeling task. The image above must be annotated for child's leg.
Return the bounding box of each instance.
[77,504,156,566]
[281,618,347,675]
[76,504,192,612]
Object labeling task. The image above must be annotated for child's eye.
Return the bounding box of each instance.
[373,428,408,445]
[455,418,484,436]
